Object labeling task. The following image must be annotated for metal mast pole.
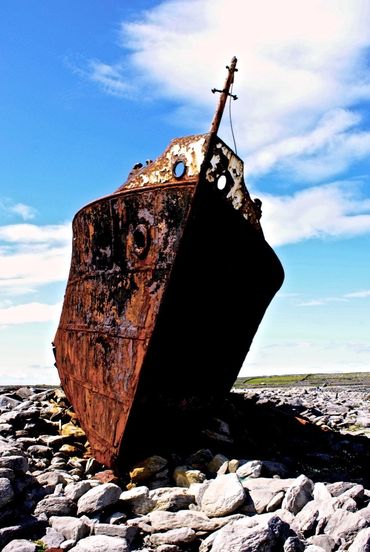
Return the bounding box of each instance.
[209,56,238,136]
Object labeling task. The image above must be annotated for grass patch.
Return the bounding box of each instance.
[233,372,370,389]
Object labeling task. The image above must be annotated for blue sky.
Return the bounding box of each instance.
[1,0,370,384]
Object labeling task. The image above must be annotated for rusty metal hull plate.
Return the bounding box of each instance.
[54,134,284,468]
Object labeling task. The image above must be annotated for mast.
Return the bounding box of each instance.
[210,56,238,136]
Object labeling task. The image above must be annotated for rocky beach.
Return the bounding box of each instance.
[0,383,370,551]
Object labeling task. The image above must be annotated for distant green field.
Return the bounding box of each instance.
[233,372,370,389]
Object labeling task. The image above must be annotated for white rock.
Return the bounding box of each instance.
[323,509,368,544]
[64,480,99,501]
[50,515,91,541]
[68,535,128,551]
[149,527,196,546]
[209,515,286,552]
[119,486,153,515]
[149,509,244,532]
[77,483,122,515]
[149,486,194,511]
[236,460,262,479]
[348,527,370,552]
[282,474,314,514]
[2,540,36,552]
[201,473,245,517]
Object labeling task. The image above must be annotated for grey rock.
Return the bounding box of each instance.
[27,444,53,458]
[236,460,262,479]
[0,395,21,409]
[61,538,77,550]
[34,495,77,517]
[201,473,245,517]
[283,536,305,552]
[307,535,336,552]
[50,515,91,541]
[94,523,138,543]
[0,478,14,508]
[119,485,153,515]
[149,527,196,546]
[2,539,36,552]
[209,515,287,552]
[282,474,314,514]
[40,526,65,548]
[149,509,244,532]
[323,509,369,544]
[304,546,327,552]
[0,455,28,473]
[326,481,358,497]
[36,471,68,494]
[64,480,99,501]
[104,512,127,525]
[156,545,180,552]
[77,483,122,515]
[266,490,285,512]
[241,478,293,514]
[348,527,370,551]
[207,454,229,475]
[149,486,195,511]
[68,534,128,551]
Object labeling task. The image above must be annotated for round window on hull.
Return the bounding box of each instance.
[173,160,187,179]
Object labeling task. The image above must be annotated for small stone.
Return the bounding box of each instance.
[236,460,262,479]
[207,454,229,474]
[77,483,122,515]
[201,473,246,517]
[149,486,195,511]
[93,523,138,543]
[348,527,370,551]
[68,535,128,551]
[119,486,153,515]
[2,539,36,552]
[34,496,77,517]
[173,466,206,487]
[36,472,68,494]
[228,459,240,473]
[61,422,86,439]
[93,470,120,485]
[0,455,28,473]
[282,474,314,514]
[307,535,336,552]
[27,445,53,458]
[129,455,168,483]
[64,480,99,501]
[284,536,305,552]
[149,527,196,546]
[40,527,65,548]
[50,516,91,541]
[0,478,14,508]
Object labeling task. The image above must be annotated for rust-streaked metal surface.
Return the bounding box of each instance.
[53,58,284,468]
[53,134,284,468]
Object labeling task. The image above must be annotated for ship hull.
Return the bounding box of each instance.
[54,134,284,468]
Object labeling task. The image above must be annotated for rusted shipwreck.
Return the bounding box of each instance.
[53,58,284,468]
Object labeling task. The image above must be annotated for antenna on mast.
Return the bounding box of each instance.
[210,57,238,136]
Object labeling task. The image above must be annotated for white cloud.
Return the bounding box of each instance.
[0,301,62,326]
[75,0,370,205]
[0,222,71,295]
[344,290,370,298]
[258,181,370,246]
[0,200,37,221]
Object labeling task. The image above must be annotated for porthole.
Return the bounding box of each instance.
[133,224,150,259]
[216,174,228,191]
[173,160,186,179]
